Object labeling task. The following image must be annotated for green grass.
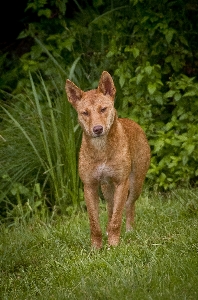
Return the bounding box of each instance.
[0,72,82,216]
[1,189,198,300]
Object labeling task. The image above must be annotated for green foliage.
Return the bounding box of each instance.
[26,0,68,18]
[115,61,198,189]
[149,75,198,189]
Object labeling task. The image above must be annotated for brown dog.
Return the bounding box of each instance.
[65,71,150,248]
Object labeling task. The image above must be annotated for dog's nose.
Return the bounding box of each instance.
[93,125,103,135]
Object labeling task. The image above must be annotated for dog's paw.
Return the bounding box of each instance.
[108,236,120,247]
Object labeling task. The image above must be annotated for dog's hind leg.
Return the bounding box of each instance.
[125,172,144,231]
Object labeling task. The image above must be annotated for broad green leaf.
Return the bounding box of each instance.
[165,55,172,63]
[124,46,131,52]
[38,9,51,18]
[179,35,188,46]
[141,16,149,23]
[182,155,188,165]
[154,139,164,153]
[156,80,163,86]
[63,38,75,51]
[164,90,175,98]
[179,113,189,120]
[148,83,156,95]
[132,47,140,58]
[171,58,181,72]
[136,74,143,85]
[19,185,29,195]
[159,172,166,183]
[135,66,141,72]
[174,92,181,101]
[165,29,175,44]
[165,138,171,144]
[183,90,196,97]
[177,135,188,142]
[119,75,125,87]
[145,66,153,75]
[155,95,163,105]
[186,144,195,155]
[18,30,29,39]
[106,51,115,58]
[165,122,174,131]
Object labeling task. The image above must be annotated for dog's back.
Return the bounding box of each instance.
[119,118,150,175]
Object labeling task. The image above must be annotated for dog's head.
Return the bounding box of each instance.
[65,71,117,138]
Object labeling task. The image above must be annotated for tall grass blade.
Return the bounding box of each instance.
[29,73,56,177]
[69,57,81,81]
[1,107,45,169]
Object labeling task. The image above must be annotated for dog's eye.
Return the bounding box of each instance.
[101,107,107,113]
[82,111,88,116]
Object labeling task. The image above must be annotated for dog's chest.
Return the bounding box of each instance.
[93,162,115,183]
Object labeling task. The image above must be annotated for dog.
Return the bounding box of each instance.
[65,71,150,248]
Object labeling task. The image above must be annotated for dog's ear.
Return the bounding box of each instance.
[98,71,116,99]
[65,79,83,107]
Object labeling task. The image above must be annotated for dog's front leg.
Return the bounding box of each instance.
[84,183,102,249]
[107,179,129,246]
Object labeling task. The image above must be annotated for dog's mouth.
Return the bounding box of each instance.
[93,133,103,138]
[93,131,105,138]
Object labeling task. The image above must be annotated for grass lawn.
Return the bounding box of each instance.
[1,189,198,299]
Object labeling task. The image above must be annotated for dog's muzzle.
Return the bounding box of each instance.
[93,125,103,136]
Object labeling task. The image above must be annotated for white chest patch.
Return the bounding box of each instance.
[94,162,112,182]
